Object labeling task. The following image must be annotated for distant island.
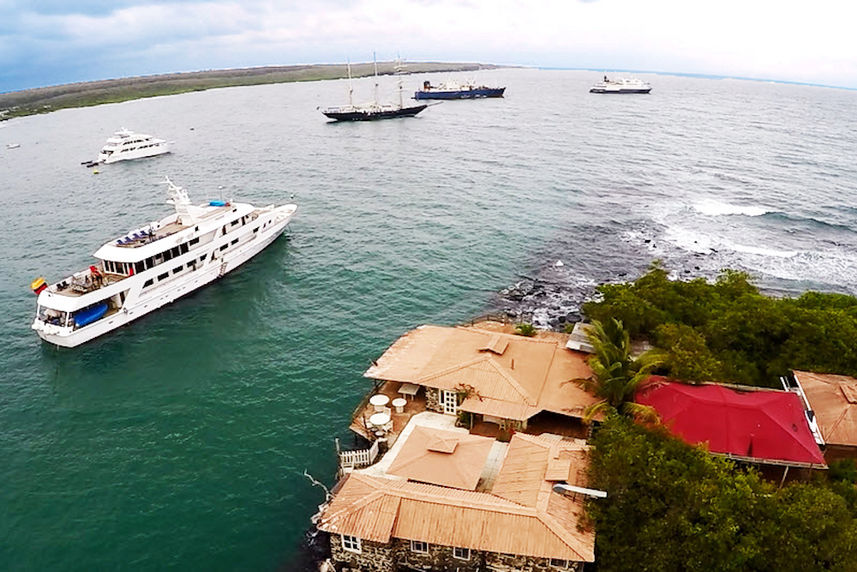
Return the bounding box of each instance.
[0,62,505,121]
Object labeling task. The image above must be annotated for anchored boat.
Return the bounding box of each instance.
[96,128,170,164]
[413,80,505,100]
[321,58,426,121]
[589,76,652,94]
[31,179,297,347]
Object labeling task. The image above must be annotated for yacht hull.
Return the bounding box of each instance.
[322,105,427,121]
[34,210,294,348]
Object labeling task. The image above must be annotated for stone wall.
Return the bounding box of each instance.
[330,534,584,572]
[485,552,584,571]
[425,386,442,413]
[329,535,395,572]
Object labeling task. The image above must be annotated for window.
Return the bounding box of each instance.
[231,238,238,245]
[410,540,428,554]
[145,258,154,270]
[180,243,189,254]
[199,255,206,262]
[135,261,144,273]
[453,547,470,561]
[341,535,361,554]
[173,265,183,274]
[157,272,168,281]
[143,279,154,288]
[219,244,228,251]
[189,237,199,246]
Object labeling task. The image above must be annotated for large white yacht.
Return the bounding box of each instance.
[31,179,298,347]
[589,76,652,94]
[97,128,170,163]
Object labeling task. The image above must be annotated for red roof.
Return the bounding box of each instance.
[636,379,826,467]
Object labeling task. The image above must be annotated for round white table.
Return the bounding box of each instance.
[391,397,407,414]
[369,411,391,429]
[369,394,390,412]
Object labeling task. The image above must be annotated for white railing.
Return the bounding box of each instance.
[338,439,381,471]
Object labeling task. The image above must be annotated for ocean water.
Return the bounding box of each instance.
[0,69,856,569]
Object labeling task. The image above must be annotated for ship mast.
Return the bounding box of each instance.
[395,56,405,109]
[373,51,379,106]
[347,59,353,106]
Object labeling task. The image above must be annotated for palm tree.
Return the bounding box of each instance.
[577,318,663,423]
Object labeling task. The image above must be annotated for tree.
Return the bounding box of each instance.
[587,416,857,572]
[576,318,662,422]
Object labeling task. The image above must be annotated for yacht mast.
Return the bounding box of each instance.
[347,59,353,106]
[395,56,404,109]
[373,52,379,106]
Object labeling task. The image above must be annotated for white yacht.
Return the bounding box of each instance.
[589,76,652,94]
[97,128,170,163]
[31,179,298,347]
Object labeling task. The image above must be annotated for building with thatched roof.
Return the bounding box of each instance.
[363,322,597,436]
[317,418,597,571]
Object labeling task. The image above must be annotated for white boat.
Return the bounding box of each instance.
[31,179,297,348]
[97,128,170,163]
[589,76,652,94]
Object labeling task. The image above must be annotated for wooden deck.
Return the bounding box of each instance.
[349,380,427,447]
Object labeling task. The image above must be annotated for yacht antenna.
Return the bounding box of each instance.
[346,58,353,106]
[373,51,379,105]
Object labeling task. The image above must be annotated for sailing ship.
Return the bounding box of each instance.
[320,58,427,121]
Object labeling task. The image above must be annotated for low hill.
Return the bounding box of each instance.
[0,61,505,120]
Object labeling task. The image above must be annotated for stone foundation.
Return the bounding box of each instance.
[330,535,583,572]
[330,535,395,572]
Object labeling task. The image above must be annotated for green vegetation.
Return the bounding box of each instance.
[583,262,857,386]
[515,322,537,337]
[577,319,662,422]
[588,416,857,571]
[0,62,502,121]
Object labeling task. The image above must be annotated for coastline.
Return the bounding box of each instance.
[0,62,505,121]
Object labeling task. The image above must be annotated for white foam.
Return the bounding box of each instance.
[726,241,797,258]
[694,199,769,217]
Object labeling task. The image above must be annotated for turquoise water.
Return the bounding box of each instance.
[1,69,856,569]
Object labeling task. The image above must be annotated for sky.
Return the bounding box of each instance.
[2,0,857,93]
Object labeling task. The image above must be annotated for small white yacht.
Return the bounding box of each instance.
[31,179,297,347]
[589,76,652,94]
[97,128,170,163]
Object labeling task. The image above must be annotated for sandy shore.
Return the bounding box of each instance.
[0,62,505,121]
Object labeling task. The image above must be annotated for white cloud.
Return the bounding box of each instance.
[2,0,857,91]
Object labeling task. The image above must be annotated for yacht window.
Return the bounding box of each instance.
[231,239,238,245]
[135,261,144,273]
[173,266,183,274]
[219,244,228,251]
[145,257,154,270]
[253,227,259,233]
[180,243,189,254]
[143,279,154,288]
[231,220,239,227]
[171,247,179,258]
[199,255,206,262]
[158,272,168,281]
[189,237,200,246]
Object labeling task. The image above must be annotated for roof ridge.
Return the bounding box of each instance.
[537,511,593,561]
[485,357,538,405]
[414,354,492,385]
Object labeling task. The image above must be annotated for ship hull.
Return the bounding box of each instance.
[589,88,652,94]
[322,105,427,121]
[414,87,505,100]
